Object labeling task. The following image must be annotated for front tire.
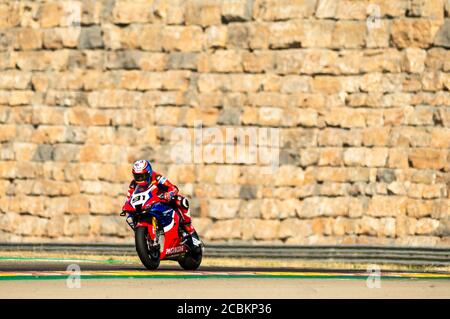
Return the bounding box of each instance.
[135,227,160,270]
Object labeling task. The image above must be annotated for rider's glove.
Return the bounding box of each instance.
[163,192,174,201]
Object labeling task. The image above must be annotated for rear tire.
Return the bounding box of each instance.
[178,233,203,271]
[178,251,202,270]
[135,227,160,270]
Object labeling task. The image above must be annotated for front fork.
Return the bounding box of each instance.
[126,213,157,239]
[125,214,136,230]
[151,216,157,241]
[130,215,163,253]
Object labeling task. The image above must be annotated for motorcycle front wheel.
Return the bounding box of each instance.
[135,227,160,270]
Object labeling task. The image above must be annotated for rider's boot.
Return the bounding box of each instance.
[174,195,202,253]
[180,213,201,253]
[181,220,202,254]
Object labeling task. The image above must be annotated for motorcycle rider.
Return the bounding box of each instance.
[122,159,200,251]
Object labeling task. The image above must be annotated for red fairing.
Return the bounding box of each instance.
[122,201,135,212]
[159,211,188,260]
[142,191,166,210]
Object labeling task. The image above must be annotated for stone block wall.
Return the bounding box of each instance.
[0,0,449,246]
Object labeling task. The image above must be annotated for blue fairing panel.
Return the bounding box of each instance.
[149,202,175,228]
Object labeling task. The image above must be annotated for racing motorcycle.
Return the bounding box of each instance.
[122,184,204,270]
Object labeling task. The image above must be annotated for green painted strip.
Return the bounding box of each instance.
[1,274,449,281]
[0,256,130,264]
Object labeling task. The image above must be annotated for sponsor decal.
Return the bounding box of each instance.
[165,245,185,255]
[192,237,201,246]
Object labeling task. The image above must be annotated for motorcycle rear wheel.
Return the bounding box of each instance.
[135,227,160,270]
[178,234,203,270]
[178,251,202,270]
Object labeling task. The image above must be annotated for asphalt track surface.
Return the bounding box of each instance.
[1,258,450,298]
